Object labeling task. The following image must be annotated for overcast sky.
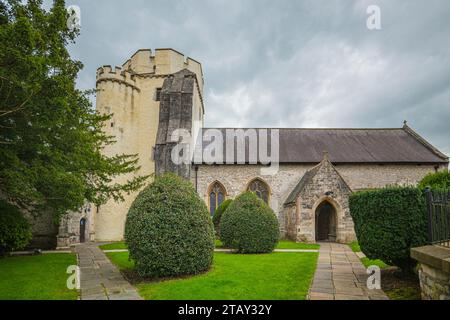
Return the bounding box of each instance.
[58,0,450,156]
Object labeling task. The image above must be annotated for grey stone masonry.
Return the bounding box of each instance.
[284,154,355,243]
[411,245,450,300]
[75,243,142,300]
[308,242,389,300]
[154,69,196,179]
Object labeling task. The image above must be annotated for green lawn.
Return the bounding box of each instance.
[99,242,128,250]
[106,251,318,300]
[348,241,361,253]
[102,240,320,251]
[347,241,389,269]
[216,239,320,249]
[276,240,320,250]
[360,257,389,269]
[0,253,79,300]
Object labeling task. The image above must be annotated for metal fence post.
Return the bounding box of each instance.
[425,187,433,244]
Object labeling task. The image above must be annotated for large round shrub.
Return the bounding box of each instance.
[212,199,233,237]
[125,173,215,278]
[349,187,427,273]
[0,200,32,255]
[220,192,279,253]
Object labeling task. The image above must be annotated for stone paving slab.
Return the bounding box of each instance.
[356,252,367,259]
[74,243,142,300]
[309,292,334,300]
[308,242,389,300]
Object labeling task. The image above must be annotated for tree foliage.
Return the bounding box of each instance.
[0,199,32,255]
[0,0,147,218]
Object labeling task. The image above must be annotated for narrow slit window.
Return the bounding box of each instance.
[155,88,162,101]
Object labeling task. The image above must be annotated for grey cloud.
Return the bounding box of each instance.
[62,0,450,157]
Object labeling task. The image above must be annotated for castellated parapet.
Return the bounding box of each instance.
[101,48,205,92]
[95,48,204,99]
[96,65,139,91]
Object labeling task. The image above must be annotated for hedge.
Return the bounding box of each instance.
[349,187,427,272]
[124,173,215,278]
[0,200,32,255]
[212,199,233,237]
[220,192,279,253]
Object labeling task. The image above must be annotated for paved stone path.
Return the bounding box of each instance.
[74,243,142,300]
[308,242,389,300]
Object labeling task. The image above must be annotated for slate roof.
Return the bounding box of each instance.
[196,124,448,164]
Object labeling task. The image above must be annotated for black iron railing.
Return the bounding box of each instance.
[425,188,450,248]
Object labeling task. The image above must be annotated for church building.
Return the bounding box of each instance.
[55,49,448,247]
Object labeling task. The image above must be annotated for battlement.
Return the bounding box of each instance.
[121,48,204,91]
[96,65,139,91]
[96,48,204,93]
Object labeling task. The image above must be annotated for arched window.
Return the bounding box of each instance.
[247,178,270,203]
[209,182,226,216]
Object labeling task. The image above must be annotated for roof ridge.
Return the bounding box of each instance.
[202,127,404,130]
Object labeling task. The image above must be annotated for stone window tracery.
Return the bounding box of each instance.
[208,182,226,216]
[247,178,270,203]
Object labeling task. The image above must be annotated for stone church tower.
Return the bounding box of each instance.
[58,49,205,245]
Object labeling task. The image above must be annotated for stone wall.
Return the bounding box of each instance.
[194,163,438,240]
[57,204,95,248]
[335,164,446,191]
[192,164,311,233]
[418,264,450,300]
[24,211,58,249]
[411,245,450,300]
[195,163,437,213]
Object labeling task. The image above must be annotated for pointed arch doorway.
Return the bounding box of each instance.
[315,201,337,242]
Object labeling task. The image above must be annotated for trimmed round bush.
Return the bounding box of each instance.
[220,192,279,253]
[124,173,215,278]
[212,199,233,237]
[0,200,32,255]
[349,187,427,273]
